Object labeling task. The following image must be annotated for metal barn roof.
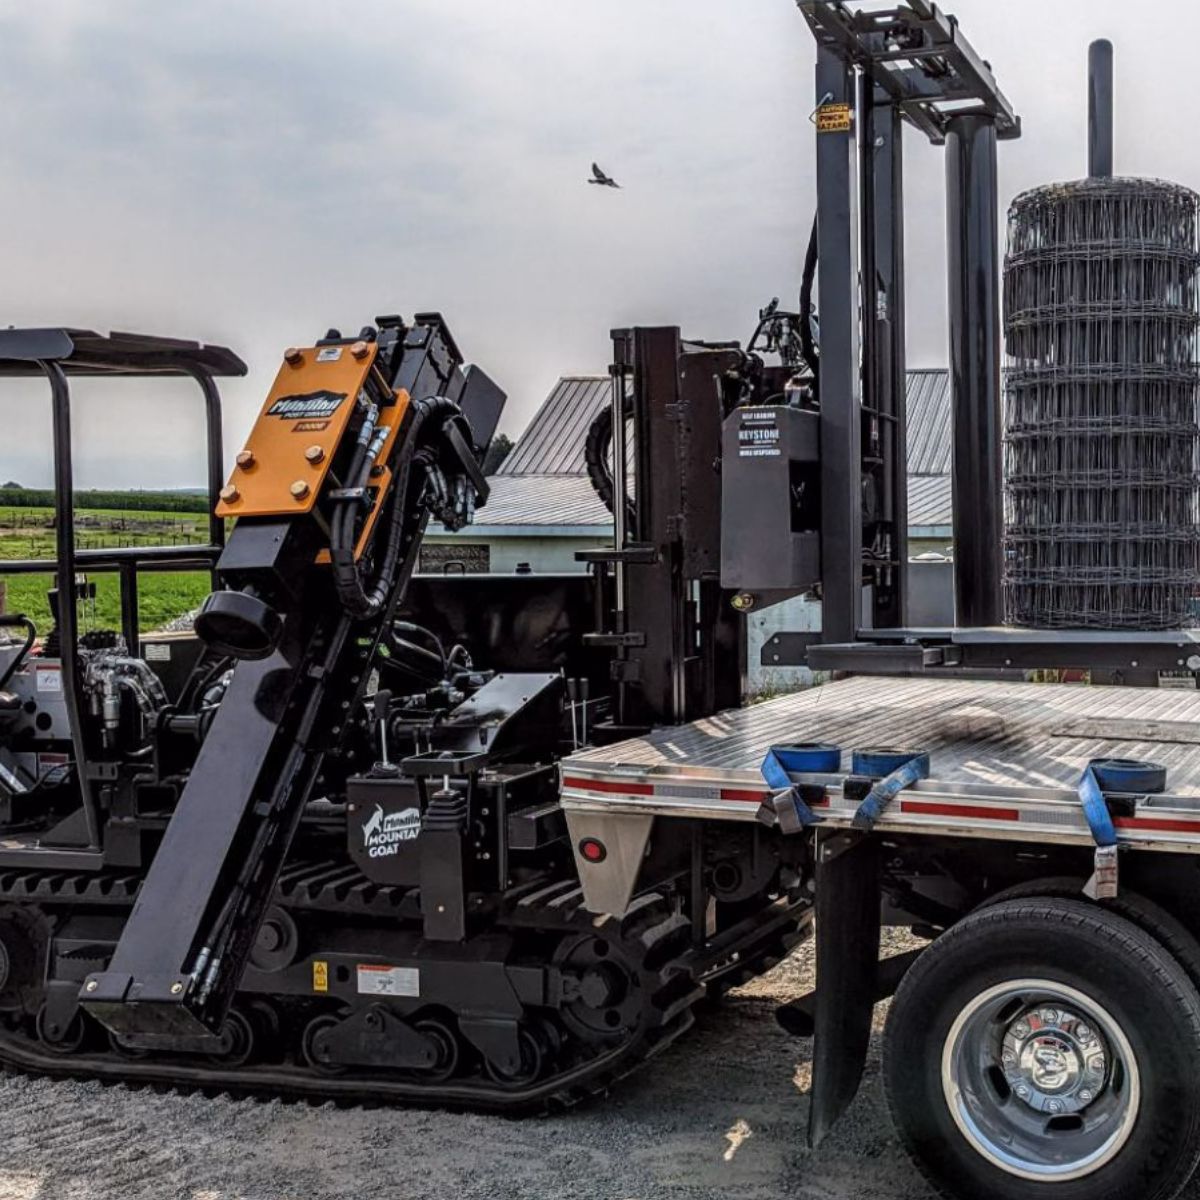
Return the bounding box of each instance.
[497,376,611,477]
[471,475,611,531]
[907,474,953,533]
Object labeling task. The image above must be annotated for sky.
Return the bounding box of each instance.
[0,0,1196,488]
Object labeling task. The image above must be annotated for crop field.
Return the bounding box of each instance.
[0,505,212,634]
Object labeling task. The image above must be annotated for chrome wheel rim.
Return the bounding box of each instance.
[941,978,1140,1181]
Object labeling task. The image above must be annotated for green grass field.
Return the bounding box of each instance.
[0,505,212,634]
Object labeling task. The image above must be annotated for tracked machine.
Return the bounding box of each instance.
[0,316,808,1106]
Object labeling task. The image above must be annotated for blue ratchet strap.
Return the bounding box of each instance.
[1076,765,1119,848]
[850,749,931,832]
[759,743,840,832]
[1077,758,1167,848]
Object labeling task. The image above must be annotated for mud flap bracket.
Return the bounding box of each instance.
[806,829,881,1149]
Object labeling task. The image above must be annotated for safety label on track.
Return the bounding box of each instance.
[356,964,420,997]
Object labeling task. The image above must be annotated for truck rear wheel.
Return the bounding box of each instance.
[884,897,1200,1200]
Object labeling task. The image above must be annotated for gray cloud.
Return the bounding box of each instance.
[0,0,1196,487]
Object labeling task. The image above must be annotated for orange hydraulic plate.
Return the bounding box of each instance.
[216,342,378,519]
[315,390,411,564]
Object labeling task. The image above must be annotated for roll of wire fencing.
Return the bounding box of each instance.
[1003,178,1200,629]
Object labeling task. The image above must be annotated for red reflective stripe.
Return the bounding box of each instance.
[562,776,654,797]
[1114,815,1200,835]
[720,788,769,803]
[810,797,831,808]
[899,799,1020,822]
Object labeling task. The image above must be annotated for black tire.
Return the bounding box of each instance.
[884,897,1200,1200]
[980,877,1200,995]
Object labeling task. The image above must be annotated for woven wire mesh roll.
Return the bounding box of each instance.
[1003,177,1200,629]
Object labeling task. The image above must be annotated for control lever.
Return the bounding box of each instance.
[375,689,393,767]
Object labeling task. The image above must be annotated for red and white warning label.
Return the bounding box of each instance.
[356,964,420,997]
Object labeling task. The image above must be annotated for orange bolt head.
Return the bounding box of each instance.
[304,445,326,465]
[290,480,311,500]
[284,347,303,366]
[219,484,240,504]
[350,340,370,360]
[236,450,255,469]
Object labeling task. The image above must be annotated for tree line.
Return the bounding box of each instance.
[0,487,209,513]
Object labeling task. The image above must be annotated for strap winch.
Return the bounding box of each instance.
[849,749,930,832]
[1078,758,1167,899]
[758,743,839,833]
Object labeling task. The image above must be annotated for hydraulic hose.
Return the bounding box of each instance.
[329,396,467,620]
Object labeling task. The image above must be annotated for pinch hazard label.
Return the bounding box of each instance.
[312,961,329,993]
[816,102,853,133]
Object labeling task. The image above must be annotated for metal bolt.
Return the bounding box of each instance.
[1041,1008,1059,1025]
[1015,1084,1031,1099]
[305,445,326,465]
[1076,1023,1092,1041]
[437,905,446,913]
[219,484,240,503]
[1079,1089,1093,1103]
[170,982,184,995]
[85,980,98,993]
[290,480,310,500]
[284,347,303,365]
[1047,1099,1062,1114]
[1012,1021,1030,1039]
[236,450,256,469]
[350,340,371,360]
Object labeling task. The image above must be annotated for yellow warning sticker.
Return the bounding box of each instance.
[313,961,329,993]
[816,102,853,133]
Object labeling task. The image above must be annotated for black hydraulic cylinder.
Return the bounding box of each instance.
[946,113,1003,627]
[1089,39,1114,178]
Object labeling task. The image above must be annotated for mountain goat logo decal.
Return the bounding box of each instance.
[361,803,421,858]
[362,804,386,845]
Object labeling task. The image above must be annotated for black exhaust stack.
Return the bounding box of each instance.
[1089,39,1114,178]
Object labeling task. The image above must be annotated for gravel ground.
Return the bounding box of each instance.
[0,933,940,1200]
[11,931,1197,1200]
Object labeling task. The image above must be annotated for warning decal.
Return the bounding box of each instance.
[816,102,853,133]
[356,964,420,997]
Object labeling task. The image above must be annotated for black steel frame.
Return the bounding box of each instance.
[0,328,244,843]
[798,1,1019,646]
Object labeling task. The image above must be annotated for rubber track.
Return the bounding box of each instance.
[0,872,707,1114]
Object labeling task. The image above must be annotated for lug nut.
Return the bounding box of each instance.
[304,445,326,465]
[220,485,240,503]
[236,450,256,469]
[290,480,311,500]
[350,340,370,360]
[284,347,304,365]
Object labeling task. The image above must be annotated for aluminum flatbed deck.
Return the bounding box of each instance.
[561,678,1200,866]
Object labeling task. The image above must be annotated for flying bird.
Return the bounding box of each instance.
[589,163,621,189]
